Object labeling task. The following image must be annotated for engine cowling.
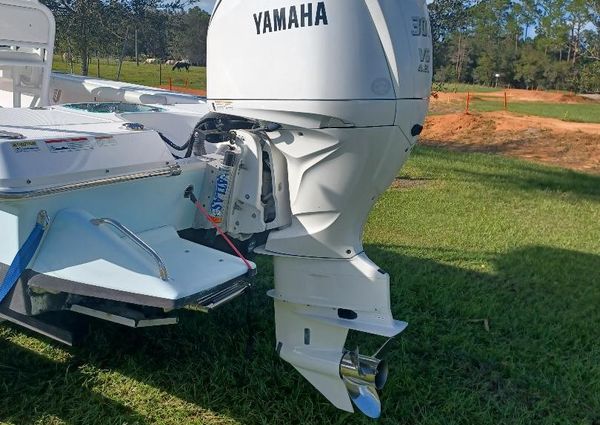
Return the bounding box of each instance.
[207,0,432,418]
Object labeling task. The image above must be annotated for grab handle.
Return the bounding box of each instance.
[90,218,169,281]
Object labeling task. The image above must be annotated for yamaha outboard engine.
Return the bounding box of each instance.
[208,0,432,417]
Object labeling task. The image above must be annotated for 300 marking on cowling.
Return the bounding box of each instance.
[411,17,429,37]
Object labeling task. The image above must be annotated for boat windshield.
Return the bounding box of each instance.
[63,102,165,114]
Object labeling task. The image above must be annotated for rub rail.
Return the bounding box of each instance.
[0,164,181,200]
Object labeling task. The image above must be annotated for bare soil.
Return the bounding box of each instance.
[421,111,600,174]
[433,88,594,104]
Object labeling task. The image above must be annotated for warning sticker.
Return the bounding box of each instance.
[11,141,40,153]
[95,135,117,147]
[45,137,94,153]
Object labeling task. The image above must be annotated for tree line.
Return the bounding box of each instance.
[43,0,599,92]
[42,0,209,75]
[429,0,600,92]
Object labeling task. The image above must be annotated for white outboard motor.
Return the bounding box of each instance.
[208,0,432,418]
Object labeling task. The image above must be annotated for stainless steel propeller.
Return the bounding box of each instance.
[339,346,390,419]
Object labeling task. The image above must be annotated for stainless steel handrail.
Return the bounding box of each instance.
[90,218,169,281]
[0,164,181,200]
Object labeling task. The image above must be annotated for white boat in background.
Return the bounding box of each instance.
[0,0,432,418]
[49,73,205,106]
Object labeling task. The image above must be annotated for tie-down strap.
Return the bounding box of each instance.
[0,211,48,303]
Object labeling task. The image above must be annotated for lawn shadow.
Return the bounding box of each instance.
[363,243,600,424]
[0,339,150,425]
[413,146,600,201]
[1,245,600,424]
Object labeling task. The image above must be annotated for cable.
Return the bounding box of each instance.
[185,188,255,273]
[158,132,191,151]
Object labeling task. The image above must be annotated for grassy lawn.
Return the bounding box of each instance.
[471,99,600,123]
[52,57,207,91]
[1,146,599,424]
[437,83,570,95]
[438,83,501,93]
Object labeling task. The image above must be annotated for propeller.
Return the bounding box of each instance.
[339,346,390,419]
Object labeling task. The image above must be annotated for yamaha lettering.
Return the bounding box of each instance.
[254,2,328,35]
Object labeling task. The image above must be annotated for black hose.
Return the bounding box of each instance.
[184,135,195,158]
[158,132,191,151]
[159,114,263,159]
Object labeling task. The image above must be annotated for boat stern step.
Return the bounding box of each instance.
[28,208,256,310]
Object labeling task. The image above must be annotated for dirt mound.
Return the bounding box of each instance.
[490,111,600,134]
[423,113,496,141]
[432,89,593,104]
[556,93,593,104]
[491,89,586,103]
[421,111,600,174]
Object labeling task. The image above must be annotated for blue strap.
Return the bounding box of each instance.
[0,217,47,303]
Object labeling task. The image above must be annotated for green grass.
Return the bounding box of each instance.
[430,95,600,123]
[1,147,599,424]
[471,99,600,123]
[52,57,207,91]
[438,83,570,95]
[438,83,501,93]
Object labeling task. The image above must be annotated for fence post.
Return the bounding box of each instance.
[465,92,471,114]
[159,62,162,86]
[169,77,172,91]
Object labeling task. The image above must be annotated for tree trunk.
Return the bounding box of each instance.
[116,28,129,81]
[572,23,581,65]
[67,42,74,74]
[135,29,139,66]
[567,26,574,63]
[76,0,89,76]
[456,33,462,81]
[81,47,89,76]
